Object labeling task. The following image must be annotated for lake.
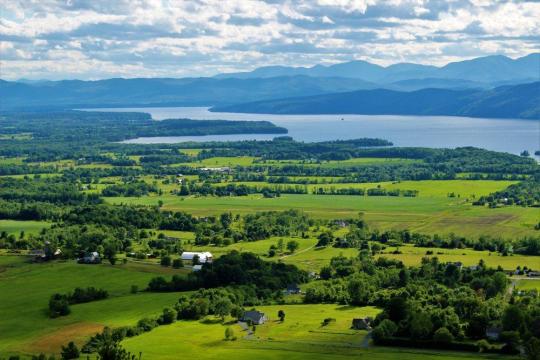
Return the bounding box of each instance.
[92,106,539,158]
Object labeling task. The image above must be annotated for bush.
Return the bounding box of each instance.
[130,285,138,294]
[321,318,336,326]
[137,317,158,332]
[160,255,172,267]
[433,327,454,344]
[49,294,70,318]
[172,258,184,268]
[372,319,397,343]
[225,327,235,340]
[158,308,177,325]
[61,341,80,359]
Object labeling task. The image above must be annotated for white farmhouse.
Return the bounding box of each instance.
[181,251,213,264]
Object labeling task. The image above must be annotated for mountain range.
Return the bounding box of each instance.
[215,53,540,84]
[0,53,538,118]
[212,82,540,120]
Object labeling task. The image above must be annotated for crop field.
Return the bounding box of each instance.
[0,219,52,235]
[105,190,538,238]
[122,304,513,360]
[0,256,183,357]
[188,237,539,272]
[515,278,540,291]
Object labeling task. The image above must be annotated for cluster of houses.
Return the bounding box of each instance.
[199,167,231,173]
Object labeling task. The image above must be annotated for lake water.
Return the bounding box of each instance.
[92,106,539,158]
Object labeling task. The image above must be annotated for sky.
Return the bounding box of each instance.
[1,0,539,80]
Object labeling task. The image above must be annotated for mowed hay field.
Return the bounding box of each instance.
[187,237,540,273]
[122,304,513,360]
[0,219,52,235]
[105,179,537,238]
[0,256,184,357]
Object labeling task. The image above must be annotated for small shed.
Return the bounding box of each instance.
[78,251,101,264]
[285,284,301,295]
[241,310,267,325]
[352,317,372,330]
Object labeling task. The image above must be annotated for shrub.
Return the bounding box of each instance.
[172,258,184,268]
[158,308,177,325]
[137,317,158,332]
[160,255,172,267]
[61,341,80,359]
[433,327,454,344]
[49,294,70,318]
[372,319,398,343]
[321,318,336,326]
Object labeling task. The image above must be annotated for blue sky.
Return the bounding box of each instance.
[1,0,539,80]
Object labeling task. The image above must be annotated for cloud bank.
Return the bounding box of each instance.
[1,0,539,80]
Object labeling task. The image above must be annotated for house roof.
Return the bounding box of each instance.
[243,310,265,322]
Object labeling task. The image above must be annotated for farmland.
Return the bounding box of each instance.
[121,304,514,360]
[0,112,538,359]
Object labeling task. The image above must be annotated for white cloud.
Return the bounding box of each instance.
[0,0,538,79]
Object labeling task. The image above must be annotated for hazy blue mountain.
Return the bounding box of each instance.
[216,53,539,84]
[385,78,487,91]
[211,82,540,120]
[0,76,376,110]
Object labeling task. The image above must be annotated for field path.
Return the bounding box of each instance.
[280,244,317,260]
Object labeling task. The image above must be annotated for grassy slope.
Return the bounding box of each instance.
[0,256,182,356]
[0,219,52,235]
[123,304,512,360]
[106,192,537,238]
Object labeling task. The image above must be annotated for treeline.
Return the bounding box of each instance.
[313,187,418,197]
[49,287,108,318]
[147,251,307,292]
[0,111,286,143]
[193,210,312,246]
[101,181,159,197]
[0,177,100,205]
[176,182,308,197]
[305,253,539,355]
[321,222,540,256]
[474,178,540,207]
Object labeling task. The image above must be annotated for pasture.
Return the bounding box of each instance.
[0,256,183,357]
[0,219,52,235]
[105,190,538,239]
[122,304,513,360]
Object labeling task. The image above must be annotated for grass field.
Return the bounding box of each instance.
[122,304,514,360]
[0,256,183,357]
[189,238,539,272]
[515,278,540,291]
[105,191,538,239]
[0,219,52,235]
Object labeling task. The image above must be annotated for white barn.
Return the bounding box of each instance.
[181,251,213,264]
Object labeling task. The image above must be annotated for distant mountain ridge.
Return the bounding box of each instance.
[211,82,540,120]
[1,53,537,113]
[215,53,540,84]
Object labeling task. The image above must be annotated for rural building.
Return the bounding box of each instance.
[351,317,372,330]
[78,251,101,264]
[199,167,231,173]
[241,310,267,325]
[181,251,213,264]
[527,271,540,277]
[285,284,301,294]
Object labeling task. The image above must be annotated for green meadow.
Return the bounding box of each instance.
[122,304,514,360]
[106,190,538,238]
[0,256,183,357]
[0,219,52,235]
